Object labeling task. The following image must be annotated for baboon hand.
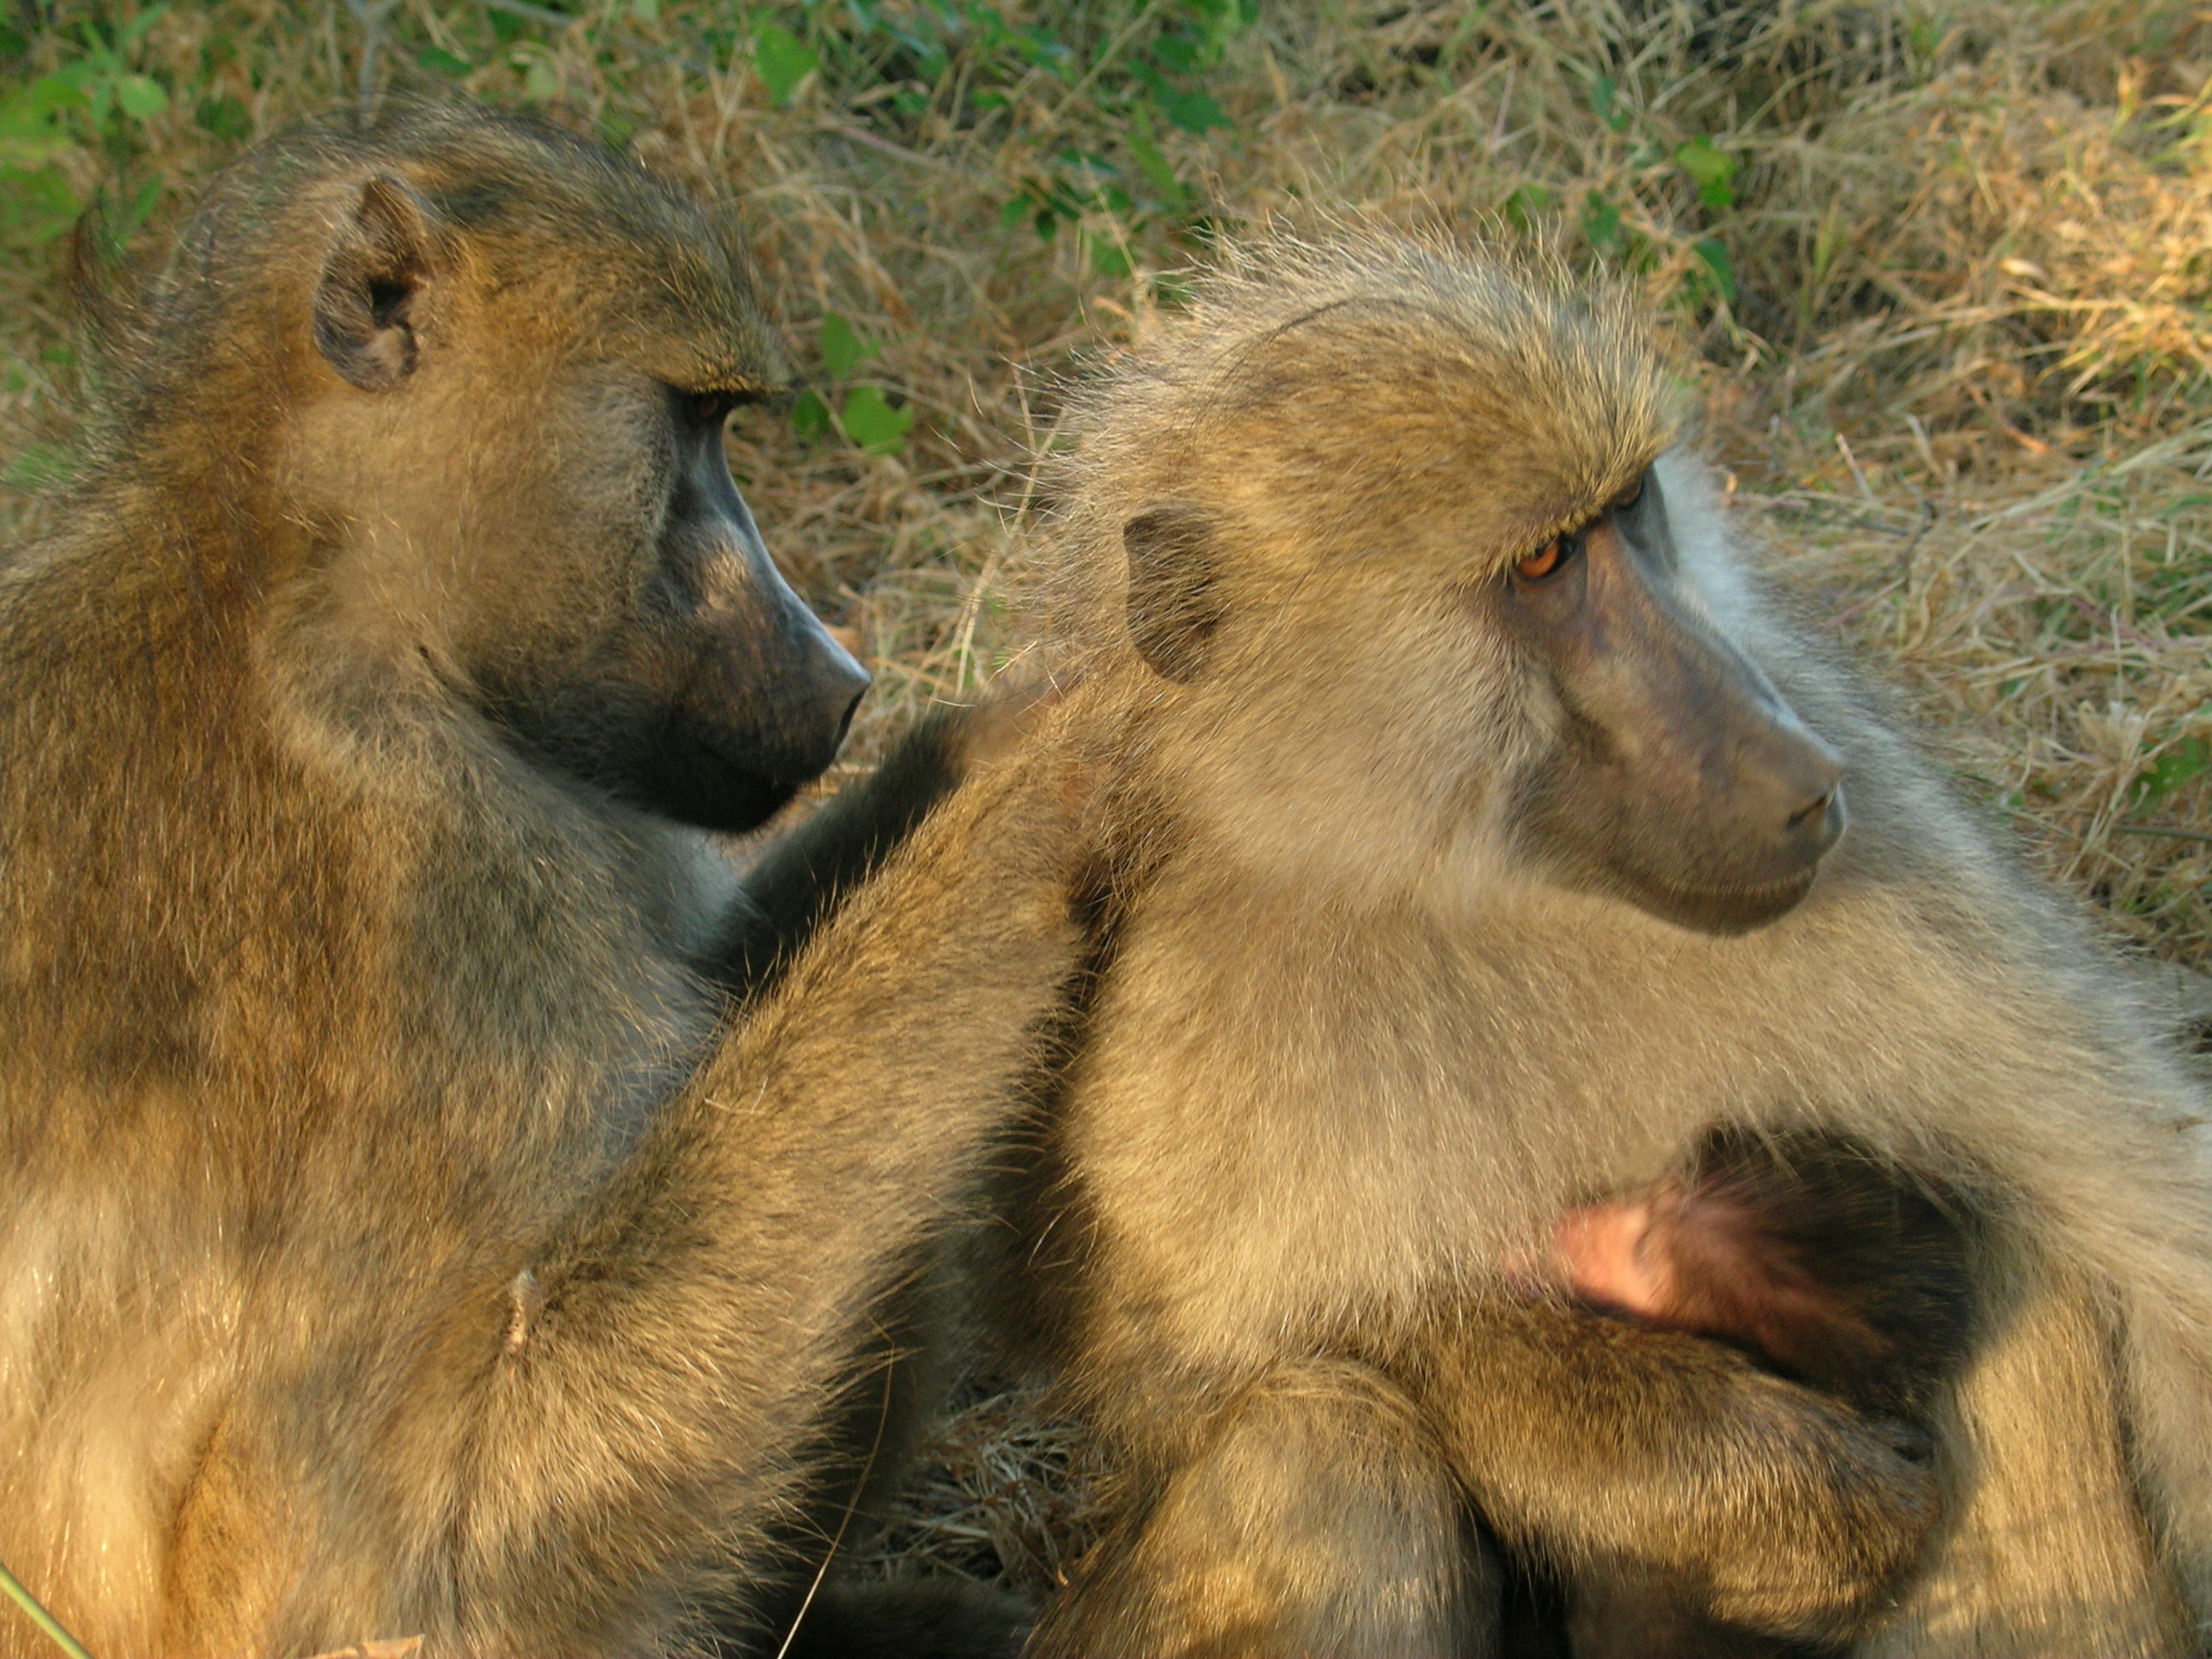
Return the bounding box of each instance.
[949,678,1102,858]
[1417,1303,1940,1644]
[838,690,1099,964]
[953,673,1082,772]
[1683,1364,1941,1642]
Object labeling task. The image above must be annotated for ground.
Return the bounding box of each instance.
[3,0,2208,1611]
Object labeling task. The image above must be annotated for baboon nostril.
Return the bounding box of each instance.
[1782,783,1847,855]
[1787,792,1832,832]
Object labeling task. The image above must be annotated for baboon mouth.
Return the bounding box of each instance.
[1621,867,1820,937]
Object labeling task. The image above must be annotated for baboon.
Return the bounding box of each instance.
[974,235,2212,1657]
[1525,1131,1976,1656]
[0,104,1086,1658]
[1540,1130,1974,1424]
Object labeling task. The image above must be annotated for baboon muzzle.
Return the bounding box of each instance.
[779,600,871,774]
[1515,517,1847,934]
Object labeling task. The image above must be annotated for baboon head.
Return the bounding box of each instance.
[163,103,866,831]
[1060,237,1843,932]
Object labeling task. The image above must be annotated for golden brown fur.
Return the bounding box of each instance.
[0,104,1080,1658]
[986,234,2212,1656]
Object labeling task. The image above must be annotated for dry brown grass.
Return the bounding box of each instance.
[8,0,2203,963]
[3,0,2209,1603]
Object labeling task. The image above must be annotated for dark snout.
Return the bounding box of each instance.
[778,602,872,777]
[1511,516,1848,935]
[492,422,875,836]
[1731,703,1846,870]
[624,471,874,834]
[710,438,870,785]
[1633,636,1848,931]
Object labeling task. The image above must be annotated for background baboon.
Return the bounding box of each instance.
[975,236,2212,1657]
[0,103,1084,1658]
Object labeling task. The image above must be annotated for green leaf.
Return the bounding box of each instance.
[1675,137,1737,210]
[1089,233,1132,278]
[121,174,160,233]
[0,164,82,247]
[416,46,473,78]
[500,42,563,100]
[998,193,1031,229]
[2133,736,2210,806]
[1126,102,1185,207]
[0,124,76,169]
[1690,236,1736,304]
[818,312,878,380]
[1502,182,1551,233]
[901,35,950,84]
[1017,22,1074,73]
[840,384,913,455]
[1581,190,1621,254]
[1587,72,1627,132]
[118,3,170,49]
[632,0,661,19]
[754,24,819,106]
[1151,33,1199,75]
[48,62,102,98]
[789,389,832,443]
[114,73,166,121]
[195,93,252,139]
[1163,88,1230,134]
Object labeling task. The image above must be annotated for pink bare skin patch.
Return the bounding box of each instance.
[1551,1195,1676,1321]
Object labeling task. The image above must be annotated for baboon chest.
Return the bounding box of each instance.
[1055,890,1680,1364]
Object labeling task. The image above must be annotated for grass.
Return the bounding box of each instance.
[3,0,2209,1607]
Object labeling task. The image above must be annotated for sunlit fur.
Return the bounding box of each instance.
[0,103,1077,1658]
[1004,233,2212,1654]
[1040,236,1682,903]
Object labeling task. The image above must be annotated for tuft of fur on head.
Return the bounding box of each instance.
[1037,230,1685,655]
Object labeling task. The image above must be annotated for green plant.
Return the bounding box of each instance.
[0,5,170,249]
[791,311,915,456]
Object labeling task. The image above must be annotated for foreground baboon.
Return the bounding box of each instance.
[1526,1131,1977,1656]
[975,236,2212,1656]
[1540,1130,1975,1426]
[0,104,1085,1658]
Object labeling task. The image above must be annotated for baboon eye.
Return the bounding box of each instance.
[1512,529,1584,585]
[680,390,742,428]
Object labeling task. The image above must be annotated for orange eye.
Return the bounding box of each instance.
[1515,540,1564,581]
[1513,529,1582,583]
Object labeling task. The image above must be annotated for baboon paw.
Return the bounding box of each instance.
[1697,1382,1941,1639]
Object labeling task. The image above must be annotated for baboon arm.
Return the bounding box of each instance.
[719,708,973,1000]
[311,751,1079,1657]
[1403,1299,1939,1647]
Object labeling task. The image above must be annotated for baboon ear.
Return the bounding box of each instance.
[313,177,435,392]
[1123,503,1225,684]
